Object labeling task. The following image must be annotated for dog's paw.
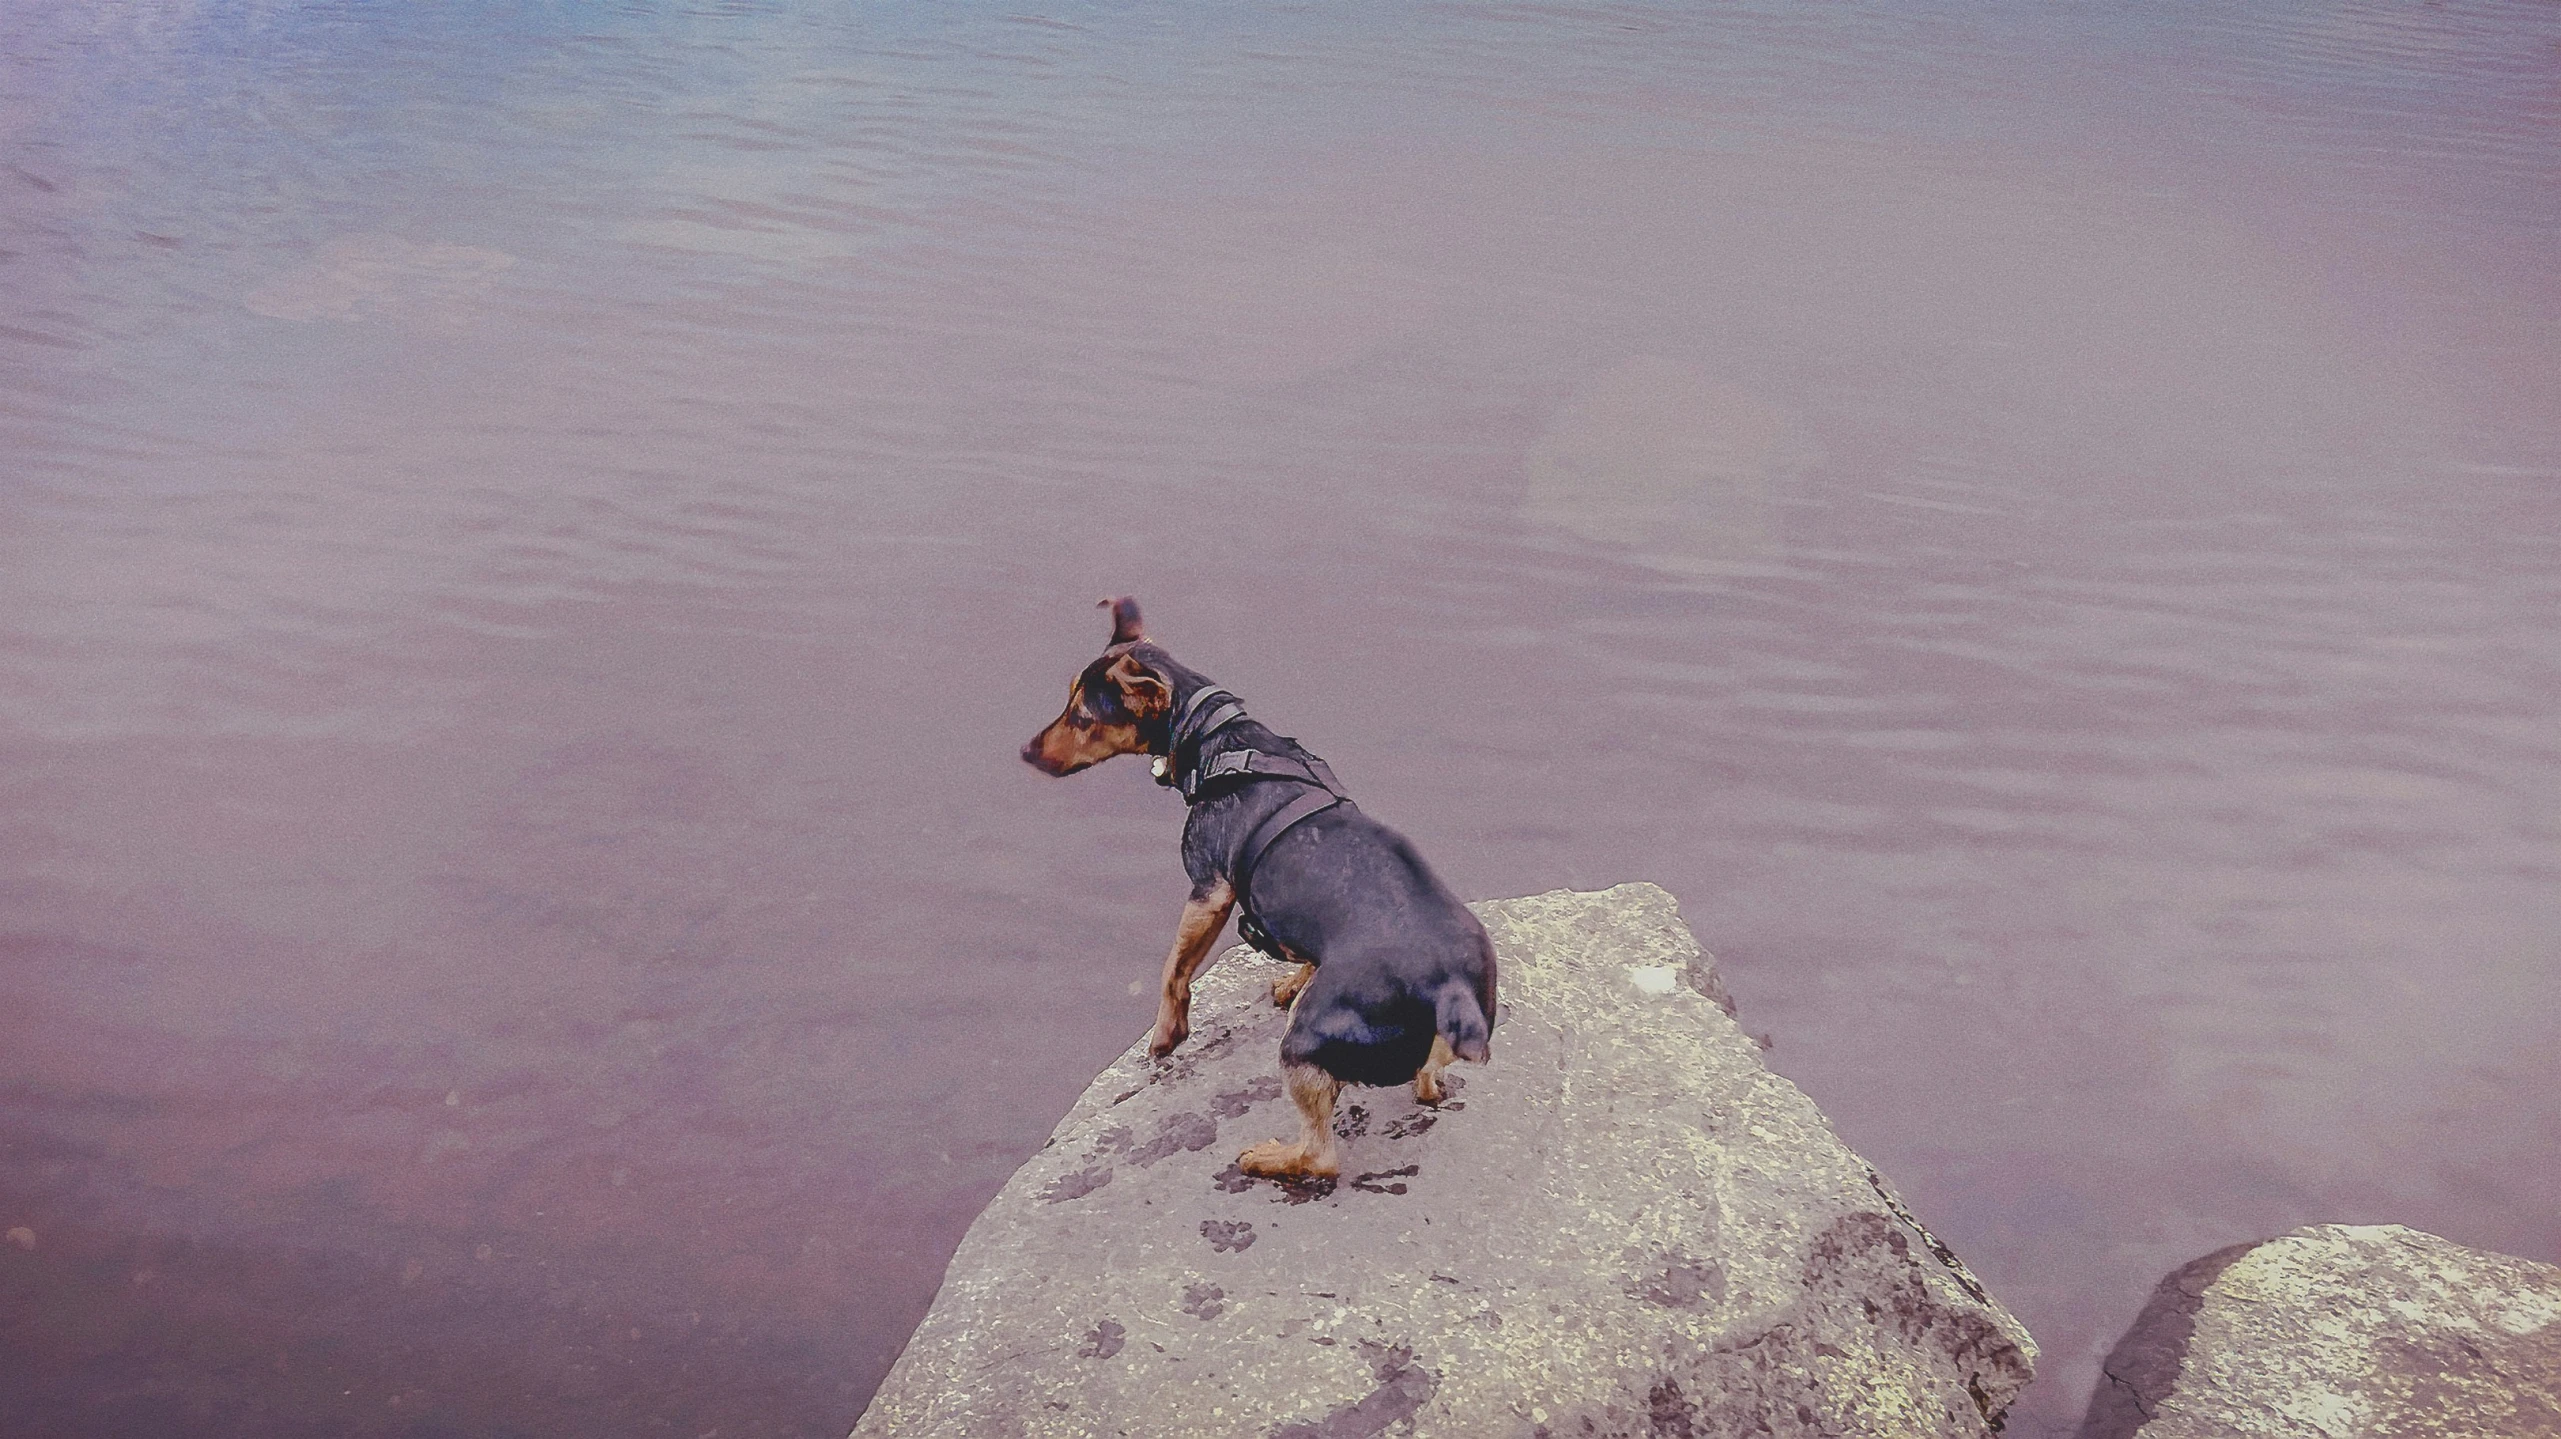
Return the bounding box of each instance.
[1412,1071,1444,1106]
[1237,1140,1336,1180]
[1147,1020,1188,1058]
[1271,963,1314,1009]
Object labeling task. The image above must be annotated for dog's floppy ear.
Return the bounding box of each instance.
[1104,651,1172,720]
[1099,595,1144,645]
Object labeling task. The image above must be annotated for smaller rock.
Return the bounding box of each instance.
[2081,1223,2561,1439]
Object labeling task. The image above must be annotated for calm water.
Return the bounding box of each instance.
[4,2,2558,1435]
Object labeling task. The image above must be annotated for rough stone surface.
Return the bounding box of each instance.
[853,883,2033,1438]
[2080,1223,2561,1439]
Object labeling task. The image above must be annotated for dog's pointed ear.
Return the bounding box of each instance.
[1104,652,1172,720]
[1099,595,1144,645]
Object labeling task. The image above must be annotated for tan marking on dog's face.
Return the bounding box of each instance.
[1021,687,1146,776]
[1020,646,1168,776]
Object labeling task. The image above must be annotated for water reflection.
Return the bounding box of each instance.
[3,3,2557,1437]
[243,235,517,326]
[1519,357,1806,567]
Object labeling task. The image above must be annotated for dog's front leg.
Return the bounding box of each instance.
[1148,880,1235,1057]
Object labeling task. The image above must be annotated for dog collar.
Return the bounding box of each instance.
[1159,684,1246,792]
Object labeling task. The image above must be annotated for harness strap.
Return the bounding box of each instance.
[1154,683,1354,957]
[1195,746,1325,789]
[1234,784,1348,894]
[1183,698,1246,748]
[1170,684,1241,739]
[1228,751,1351,959]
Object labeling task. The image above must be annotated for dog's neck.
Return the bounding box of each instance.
[1131,647,1225,757]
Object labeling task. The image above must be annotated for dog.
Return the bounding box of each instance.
[1021,597,1496,1180]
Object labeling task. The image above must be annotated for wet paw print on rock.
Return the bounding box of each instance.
[1271,1341,1438,1439]
[1128,1112,1219,1167]
[1041,1166,1113,1203]
[1180,1283,1226,1320]
[1350,1165,1419,1196]
[1210,1075,1283,1119]
[1271,1174,1338,1205]
[1076,1319,1125,1359]
[1200,1219,1258,1253]
[1383,1111,1437,1140]
[1332,1104,1371,1139]
[1153,1023,1252,1082]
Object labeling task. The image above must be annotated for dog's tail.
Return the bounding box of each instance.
[1434,979,1491,1064]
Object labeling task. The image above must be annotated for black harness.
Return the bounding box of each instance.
[1155,684,1351,959]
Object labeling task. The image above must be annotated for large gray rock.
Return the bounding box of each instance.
[855,883,2035,1438]
[2080,1223,2561,1439]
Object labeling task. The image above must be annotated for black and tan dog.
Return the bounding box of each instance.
[1021,597,1496,1180]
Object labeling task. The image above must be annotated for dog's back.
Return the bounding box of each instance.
[1246,807,1497,1087]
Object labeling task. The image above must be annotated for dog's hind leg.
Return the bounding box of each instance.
[1237,1062,1342,1179]
[1412,1035,1456,1106]
[1271,962,1316,1009]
